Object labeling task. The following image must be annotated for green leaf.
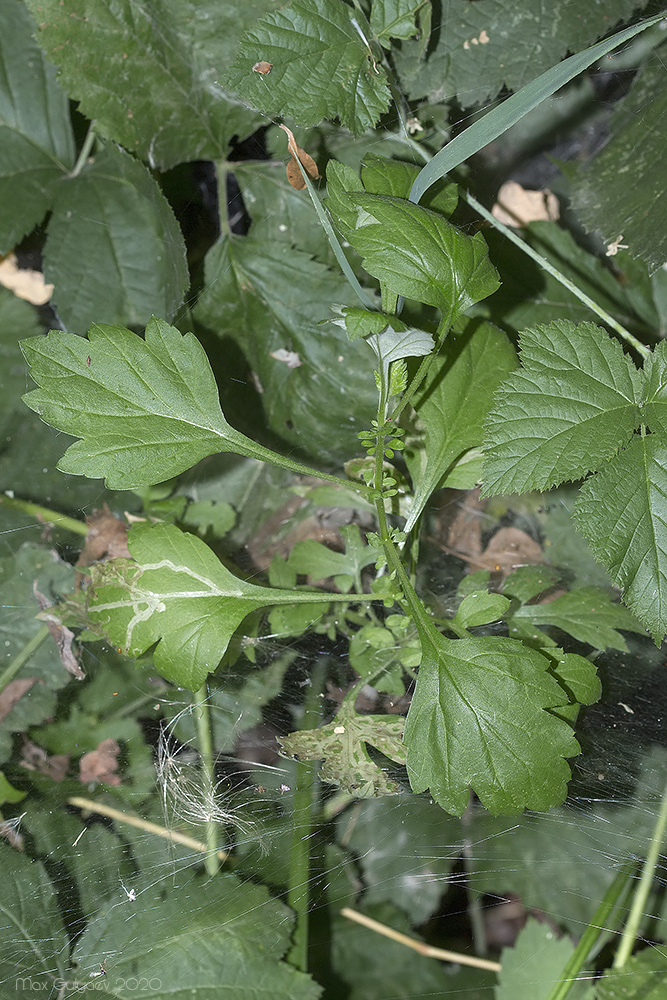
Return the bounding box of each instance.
[86,521,344,690]
[360,153,458,216]
[548,650,601,709]
[483,321,643,496]
[24,0,268,170]
[573,436,667,644]
[573,51,667,275]
[223,0,390,135]
[404,321,516,530]
[0,0,74,251]
[182,500,236,538]
[595,947,667,999]
[280,700,406,797]
[0,772,26,805]
[21,317,332,490]
[0,847,68,984]
[642,340,667,435]
[403,623,580,815]
[44,144,188,334]
[496,918,577,1000]
[193,236,378,463]
[346,194,500,314]
[71,867,321,999]
[510,587,646,651]
[287,524,377,592]
[369,0,427,45]
[502,565,562,604]
[452,592,511,630]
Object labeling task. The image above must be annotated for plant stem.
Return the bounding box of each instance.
[545,862,637,1000]
[0,625,50,694]
[70,122,96,178]
[613,777,667,967]
[287,661,325,972]
[391,311,453,423]
[0,495,88,535]
[464,192,650,360]
[193,683,220,877]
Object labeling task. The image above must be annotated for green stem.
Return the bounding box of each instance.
[0,495,88,535]
[391,311,453,423]
[465,192,650,360]
[0,625,51,694]
[193,684,220,878]
[70,122,96,178]
[613,776,667,968]
[545,862,637,1000]
[287,662,325,972]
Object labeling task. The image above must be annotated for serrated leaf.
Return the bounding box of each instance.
[452,591,511,629]
[502,565,562,604]
[573,51,667,275]
[193,236,377,463]
[347,194,500,314]
[511,587,646,651]
[595,947,667,999]
[223,0,390,135]
[86,521,344,690]
[43,144,188,334]
[642,340,667,434]
[483,321,643,496]
[0,0,74,251]
[404,321,516,530]
[360,153,457,215]
[325,160,365,243]
[70,866,321,999]
[370,0,427,44]
[497,918,577,1000]
[573,436,667,644]
[287,524,376,592]
[24,0,267,170]
[280,701,406,797]
[21,317,325,490]
[548,650,601,708]
[403,621,580,815]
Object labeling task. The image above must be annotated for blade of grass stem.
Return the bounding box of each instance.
[0,495,88,535]
[0,625,50,694]
[193,683,220,877]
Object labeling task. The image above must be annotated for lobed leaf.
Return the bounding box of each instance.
[223,0,390,135]
[596,947,667,999]
[574,436,667,644]
[511,587,646,652]
[369,0,427,45]
[87,522,345,690]
[483,321,643,496]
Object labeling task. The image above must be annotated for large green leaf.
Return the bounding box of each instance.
[596,947,667,999]
[0,0,74,252]
[573,50,667,275]
[403,621,580,815]
[70,867,321,999]
[345,194,500,314]
[21,317,343,490]
[510,587,646,651]
[87,522,350,690]
[24,0,270,170]
[223,0,390,135]
[396,0,644,106]
[0,287,42,440]
[44,144,188,334]
[369,0,428,45]
[496,918,579,1000]
[193,236,378,463]
[404,321,516,531]
[483,321,643,496]
[574,436,667,644]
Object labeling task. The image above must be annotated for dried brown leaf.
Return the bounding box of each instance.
[79,738,122,786]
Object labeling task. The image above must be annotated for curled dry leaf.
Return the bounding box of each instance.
[0,679,38,724]
[33,583,85,680]
[76,505,130,567]
[279,123,320,190]
[252,60,272,74]
[492,181,559,227]
[20,738,69,782]
[79,738,122,786]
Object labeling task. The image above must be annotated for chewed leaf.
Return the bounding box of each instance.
[87,522,354,690]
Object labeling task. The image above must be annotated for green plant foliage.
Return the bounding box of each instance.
[86,521,355,690]
[595,947,667,999]
[573,51,667,275]
[0,0,75,252]
[509,587,645,651]
[496,918,582,1000]
[224,0,397,135]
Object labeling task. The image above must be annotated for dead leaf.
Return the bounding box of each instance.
[252,60,272,74]
[76,505,130,568]
[279,123,319,190]
[0,252,53,305]
[477,526,545,579]
[33,583,85,680]
[79,739,122,786]
[0,679,38,724]
[21,738,70,781]
[492,181,559,227]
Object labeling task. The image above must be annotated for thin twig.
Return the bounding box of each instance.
[340,907,502,972]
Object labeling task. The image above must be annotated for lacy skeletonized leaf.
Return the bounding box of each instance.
[21,317,302,490]
[87,522,340,690]
[404,322,516,530]
[44,144,188,334]
[511,587,645,651]
[281,703,406,797]
[24,0,266,170]
[0,0,74,252]
[403,623,579,815]
[483,321,643,495]
[223,0,390,135]
[346,194,500,314]
[574,437,667,644]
